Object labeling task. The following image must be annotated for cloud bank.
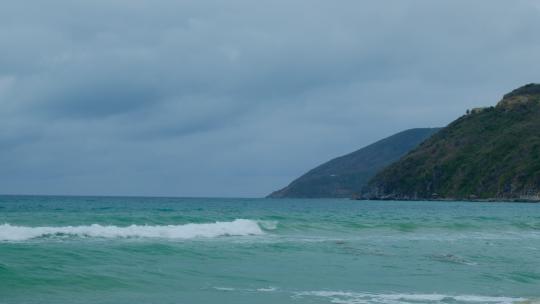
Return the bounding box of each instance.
[1,0,539,197]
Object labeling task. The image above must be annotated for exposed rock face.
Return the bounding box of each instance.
[268,128,441,198]
[362,84,540,201]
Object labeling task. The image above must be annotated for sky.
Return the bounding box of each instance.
[1,0,540,197]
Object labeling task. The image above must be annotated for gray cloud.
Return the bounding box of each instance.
[0,0,539,197]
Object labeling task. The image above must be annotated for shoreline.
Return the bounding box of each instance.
[354,197,540,203]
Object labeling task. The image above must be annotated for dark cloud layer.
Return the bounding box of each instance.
[1,0,539,197]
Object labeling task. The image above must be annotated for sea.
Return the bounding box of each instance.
[0,195,539,304]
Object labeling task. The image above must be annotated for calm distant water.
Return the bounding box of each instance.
[1,196,539,304]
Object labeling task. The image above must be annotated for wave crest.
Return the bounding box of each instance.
[0,219,265,241]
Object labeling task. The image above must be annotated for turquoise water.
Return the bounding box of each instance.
[1,196,539,304]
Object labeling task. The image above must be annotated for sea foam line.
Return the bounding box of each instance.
[0,219,266,241]
[294,291,529,304]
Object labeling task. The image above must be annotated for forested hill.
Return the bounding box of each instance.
[268,128,440,198]
[363,83,540,201]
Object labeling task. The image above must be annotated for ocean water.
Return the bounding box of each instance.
[1,196,539,304]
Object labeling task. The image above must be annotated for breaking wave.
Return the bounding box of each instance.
[0,219,267,241]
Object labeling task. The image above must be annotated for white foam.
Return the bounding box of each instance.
[257,287,277,292]
[213,286,277,293]
[294,291,527,304]
[0,219,265,241]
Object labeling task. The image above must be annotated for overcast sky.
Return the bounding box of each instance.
[1,0,539,197]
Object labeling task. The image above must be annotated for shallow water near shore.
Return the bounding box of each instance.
[1,196,539,304]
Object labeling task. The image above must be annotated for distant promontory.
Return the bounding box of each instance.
[362,83,540,202]
[268,128,440,198]
[270,83,540,202]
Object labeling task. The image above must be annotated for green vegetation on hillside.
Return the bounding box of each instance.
[268,128,440,198]
[363,84,540,201]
